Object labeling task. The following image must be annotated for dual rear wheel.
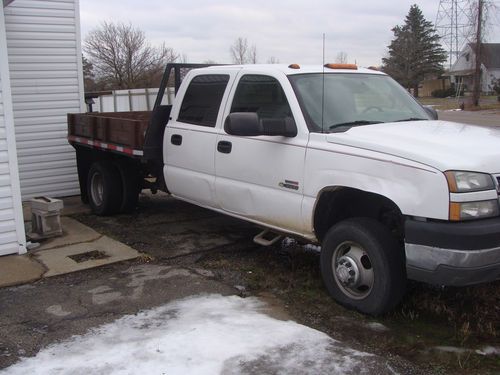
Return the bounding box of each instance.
[87,160,141,215]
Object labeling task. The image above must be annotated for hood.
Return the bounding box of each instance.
[326,120,500,173]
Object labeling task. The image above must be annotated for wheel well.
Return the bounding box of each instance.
[74,146,142,202]
[313,187,404,243]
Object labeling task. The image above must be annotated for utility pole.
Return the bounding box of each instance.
[472,0,483,106]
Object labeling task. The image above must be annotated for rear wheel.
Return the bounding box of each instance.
[320,217,406,315]
[87,161,123,215]
[113,159,141,213]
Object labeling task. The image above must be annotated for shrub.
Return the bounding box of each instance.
[431,86,464,98]
[491,77,500,95]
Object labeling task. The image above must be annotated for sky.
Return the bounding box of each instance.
[79,0,500,67]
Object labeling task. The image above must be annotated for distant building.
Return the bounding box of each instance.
[448,43,500,93]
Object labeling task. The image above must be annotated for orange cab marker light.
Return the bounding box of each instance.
[288,64,301,69]
[324,63,358,70]
[367,66,380,71]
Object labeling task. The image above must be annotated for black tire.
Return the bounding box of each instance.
[113,159,141,213]
[320,217,406,315]
[87,161,123,215]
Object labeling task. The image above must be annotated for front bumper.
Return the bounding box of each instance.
[405,217,500,286]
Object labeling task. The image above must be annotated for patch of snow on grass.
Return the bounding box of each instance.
[476,346,500,356]
[2,294,387,375]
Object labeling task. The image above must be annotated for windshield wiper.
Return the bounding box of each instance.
[329,120,383,130]
[393,117,427,122]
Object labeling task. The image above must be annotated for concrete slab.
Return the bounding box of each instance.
[0,255,45,288]
[36,217,101,251]
[34,236,140,277]
[60,195,91,216]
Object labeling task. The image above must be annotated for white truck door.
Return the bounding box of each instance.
[164,73,233,207]
[215,73,308,234]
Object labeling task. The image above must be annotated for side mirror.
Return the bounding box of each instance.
[423,106,438,120]
[224,112,297,137]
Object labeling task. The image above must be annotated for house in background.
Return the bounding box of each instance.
[0,0,84,256]
[448,43,500,93]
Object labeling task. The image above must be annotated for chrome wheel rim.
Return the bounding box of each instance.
[332,241,374,300]
[90,172,104,206]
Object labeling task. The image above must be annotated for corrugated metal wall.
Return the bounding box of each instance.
[4,0,84,199]
[0,5,26,256]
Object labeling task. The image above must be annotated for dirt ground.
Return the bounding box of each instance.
[66,193,500,375]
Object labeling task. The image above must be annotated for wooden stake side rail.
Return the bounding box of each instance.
[67,111,152,157]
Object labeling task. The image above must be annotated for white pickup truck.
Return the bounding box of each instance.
[68,63,500,315]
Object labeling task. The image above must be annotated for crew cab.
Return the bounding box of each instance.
[68,63,500,315]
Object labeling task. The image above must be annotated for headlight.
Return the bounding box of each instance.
[450,200,500,221]
[445,171,495,192]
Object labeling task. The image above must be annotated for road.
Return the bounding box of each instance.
[438,109,500,127]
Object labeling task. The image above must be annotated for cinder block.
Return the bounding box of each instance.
[30,197,64,213]
[29,197,64,240]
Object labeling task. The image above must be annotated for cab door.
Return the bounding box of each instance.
[164,73,233,207]
[215,72,308,234]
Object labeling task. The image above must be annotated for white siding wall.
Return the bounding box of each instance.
[0,5,26,256]
[4,0,84,199]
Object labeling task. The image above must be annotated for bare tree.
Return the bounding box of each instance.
[84,22,179,89]
[335,51,348,64]
[230,37,258,64]
[267,56,279,64]
[230,37,249,64]
[248,45,258,64]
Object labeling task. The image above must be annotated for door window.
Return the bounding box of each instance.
[230,75,293,120]
[178,74,230,127]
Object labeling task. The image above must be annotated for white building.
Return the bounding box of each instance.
[0,0,84,256]
[449,43,500,93]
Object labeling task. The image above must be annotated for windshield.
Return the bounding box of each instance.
[288,73,430,132]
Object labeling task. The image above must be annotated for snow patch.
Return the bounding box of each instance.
[2,294,389,375]
[366,322,389,332]
[476,346,500,356]
[433,346,469,354]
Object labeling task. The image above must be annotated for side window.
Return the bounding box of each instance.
[231,75,293,120]
[178,74,230,127]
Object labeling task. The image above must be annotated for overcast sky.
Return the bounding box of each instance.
[79,0,500,67]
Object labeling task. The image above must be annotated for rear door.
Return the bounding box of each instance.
[164,72,234,207]
[215,72,308,234]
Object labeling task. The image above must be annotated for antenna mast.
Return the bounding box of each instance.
[321,33,325,132]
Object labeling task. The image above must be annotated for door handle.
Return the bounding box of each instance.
[217,141,232,154]
[171,134,182,146]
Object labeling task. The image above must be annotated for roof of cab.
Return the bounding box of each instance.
[201,64,386,76]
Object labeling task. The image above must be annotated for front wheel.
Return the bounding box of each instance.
[320,217,406,315]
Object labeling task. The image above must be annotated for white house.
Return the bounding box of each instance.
[0,0,84,256]
[449,43,500,93]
